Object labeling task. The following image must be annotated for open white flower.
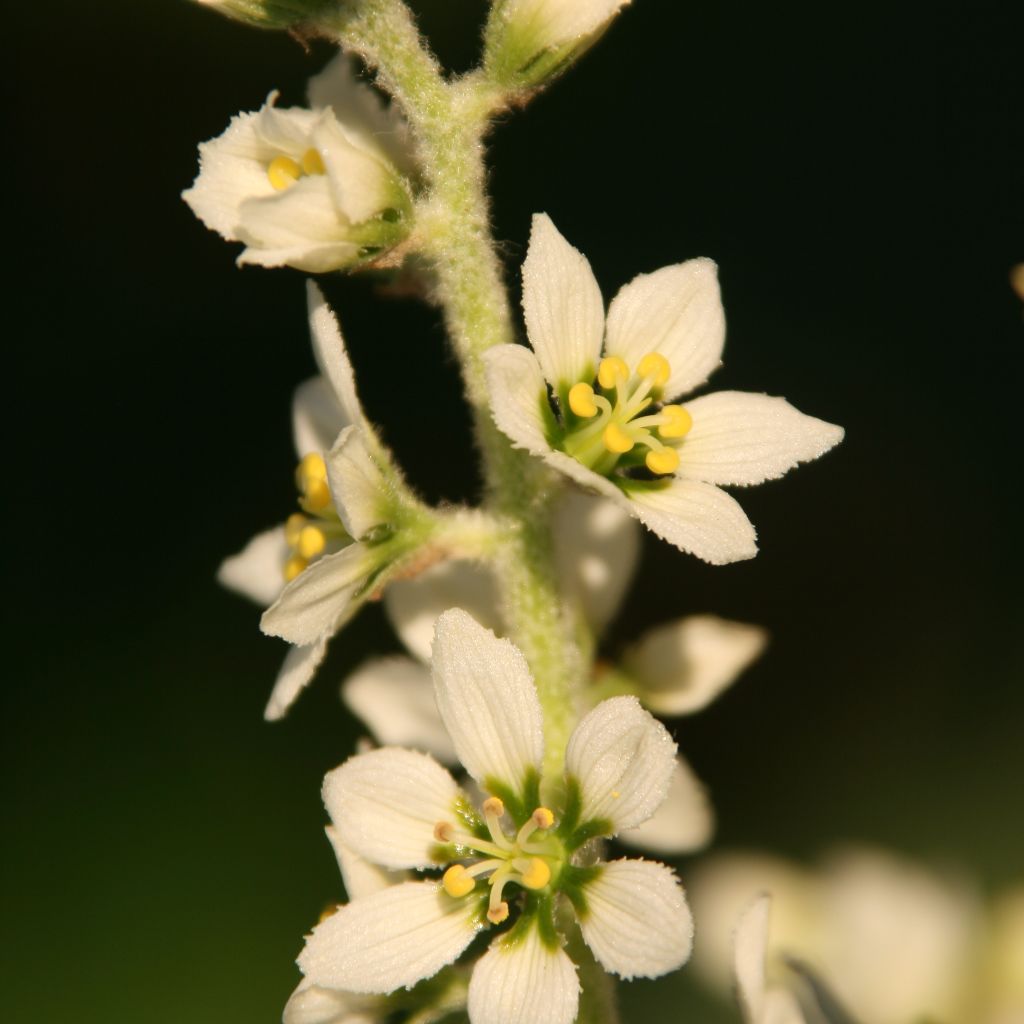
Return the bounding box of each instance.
[183,55,412,272]
[219,282,435,719]
[734,897,808,1024]
[298,610,694,1024]
[484,214,844,564]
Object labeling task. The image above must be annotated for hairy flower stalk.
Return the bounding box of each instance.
[324,0,587,775]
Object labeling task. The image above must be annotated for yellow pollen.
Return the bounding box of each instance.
[646,447,680,475]
[318,903,341,923]
[267,155,301,191]
[637,352,671,386]
[598,356,630,389]
[482,796,505,817]
[521,858,551,890]
[532,807,555,830]
[298,525,326,558]
[283,555,308,582]
[487,902,510,924]
[285,512,307,547]
[301,147,325,175]
[302,479,331,513]
[433,822,453,843]
[658,404,692,438]
[298,452,328,484]
[568,382,599,418]
[603,422,635,454]
[442,864,476,899]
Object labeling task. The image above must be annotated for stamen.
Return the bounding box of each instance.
[296,453,331,513]
[433,822,454,843]
[298,525,326,558]
[443,864,476,898]
[519,857,551,890]
[598,356,630,389]
[301,147,325,175]
[637,352,670,387]
[267,155,301,191]
[645,447,680,475]
[482,797,514,851]
[568,382,599,418]
[285,512,307,547]
[603,422,635,454]
[532,807,555,830]
[487,901,509,925]
[488,867,512,923]
[283,555,307,581]
[658,404,692,438]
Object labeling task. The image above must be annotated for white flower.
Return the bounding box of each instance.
[298,610,694,1024]
[485,0,631,91]
[219,282,434,719]
[484,214,844,564]
[734,897,808,1024]
[183,55,412,272]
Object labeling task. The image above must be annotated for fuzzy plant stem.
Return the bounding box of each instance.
[325,0,588,775]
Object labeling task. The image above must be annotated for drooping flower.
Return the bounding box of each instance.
[297,610,694,1024]
[485,214,844,564]
[218,282,439,719]
[183,55,413,272]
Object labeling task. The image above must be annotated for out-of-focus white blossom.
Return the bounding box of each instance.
[298,610,693,1024]
[734,896,808,1024]
[485,214,844,564]
[183,56,412,272]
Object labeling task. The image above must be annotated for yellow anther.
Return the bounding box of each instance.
[297,453,331,512]
[302,479,331,513]
[645,447,680,475]
[433,822,454,843]
[637,352,671,387]
[659,404,693,438]
[598,356,630,389]
[482,796,505,818]
[318,903,340,924]
[267,155,301,191]
[298,452,328,484]
[568,382,599,418]
[487,902,510,924]
[298,525,326,559]
[603,422,635,454]
[443,864,476,899]
[285,512,307,547]
[301,147,325,175]
[283,555,308,582]
[532,807,555,830]
[520,858,551,890]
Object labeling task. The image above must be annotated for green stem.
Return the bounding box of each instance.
[326,0,586,775]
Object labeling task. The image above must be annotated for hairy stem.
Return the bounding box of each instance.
[325,0,585,772]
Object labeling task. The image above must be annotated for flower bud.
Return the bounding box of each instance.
[193,0,331,30]
[484,0,631,93]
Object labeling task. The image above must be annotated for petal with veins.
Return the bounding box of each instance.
[217,526,287,607]
[618,757,714,854]
[264,637,329,722]
[292,376,348,458]
[325,825,405,901]
[484,344,554,457]
[326,426,388,540]
[307,282,369,432]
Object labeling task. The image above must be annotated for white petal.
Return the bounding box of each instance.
[265,637,329,721]
[325,825,405,900]
[298,881,479,994]
[679,391,844,486]
[236,175,353,254]
[238,240,360,273]
[484,345,554,457]
[217,526,287,606]
[467,926,579,1024]
[553,491,640,633]
[341,657,456,763]
[734,896,771,1020]
[283,980,376,1024]
[521,213,605,390]
[604,258,725,401]
[323,747,460,869]
[261,544,375,646]
[326,426,387,539]
[385,559,502,664]
[499,0,628,48]
[580,858,693,979]
[307,282,368,430]
[618,757,714,855]
[565,696,676,833]
[431,610,544,795]
[293,376,349,458]
[624,478,757,565]
[626,615,767,716]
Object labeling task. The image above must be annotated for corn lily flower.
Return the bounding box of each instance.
[485,214,844,564]
[218,282,437,719]
[298,610,694,1024]
[183,55,412,272]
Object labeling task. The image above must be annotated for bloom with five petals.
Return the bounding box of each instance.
[484,214,844,564]
[297,609,694,1024]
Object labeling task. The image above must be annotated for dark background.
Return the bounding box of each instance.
[4,1,1022,1020]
